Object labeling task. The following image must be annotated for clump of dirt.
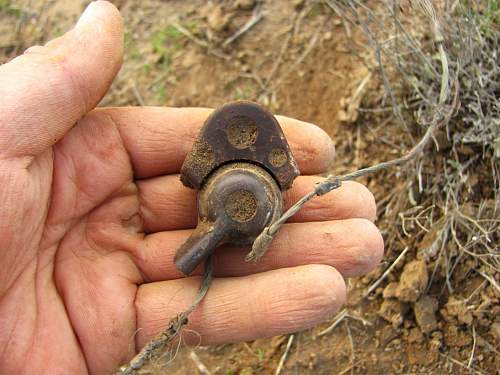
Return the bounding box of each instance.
[206,4,231,32]
[225,190,257,223]
[378,298,406,329]
[396,260,428,303]
[441,296,474,326]
[413,295,438,334]
[406,332,441,366]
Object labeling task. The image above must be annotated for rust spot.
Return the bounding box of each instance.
[226,115,258,149]
[268,147,288,167]
[225,189,258,223]
[180,140,215,188]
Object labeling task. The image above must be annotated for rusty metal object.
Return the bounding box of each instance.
[174,101,299,275]
[180,101,299,191]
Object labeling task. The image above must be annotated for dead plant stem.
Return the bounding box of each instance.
[274,334,295,375]
[116,256,214,375]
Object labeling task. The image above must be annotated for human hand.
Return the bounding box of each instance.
[0,1,383,374]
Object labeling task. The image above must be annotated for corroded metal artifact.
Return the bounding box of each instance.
[174,101,299,275]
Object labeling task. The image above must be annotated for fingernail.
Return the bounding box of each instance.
[76,1,99,28]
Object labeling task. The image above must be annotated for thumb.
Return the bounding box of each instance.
[0,1,123,158]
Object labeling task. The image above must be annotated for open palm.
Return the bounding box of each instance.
[0,2,383,374]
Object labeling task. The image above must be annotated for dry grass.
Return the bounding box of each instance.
[326,0,499,296]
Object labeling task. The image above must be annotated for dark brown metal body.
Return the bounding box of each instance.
[180,101,299,191]
[174,101,299,275]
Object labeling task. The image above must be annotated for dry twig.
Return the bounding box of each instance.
[131,82,145,107]
[248,107,453,261]
[222,6,264,47]
[318,309,348,337]
[274,334,295,375]
[364,246,410,297]
[172,22,208,48]
[116,257,214,375]
[439,353,487,375]
[318,245,409,336]
[345,321,355,373]
[190,350,212,375]
[468,325,477,369]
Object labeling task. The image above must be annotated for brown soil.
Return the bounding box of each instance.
[2,1,498,374]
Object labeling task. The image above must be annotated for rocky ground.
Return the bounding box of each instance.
[1,0,498,374]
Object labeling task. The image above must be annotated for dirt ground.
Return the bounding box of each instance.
[1,0,498,374]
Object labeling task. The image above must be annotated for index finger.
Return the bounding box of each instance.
[99,106,335,178]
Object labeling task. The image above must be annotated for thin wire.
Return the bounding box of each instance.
[248,110,448,262]
[117,256,214,375]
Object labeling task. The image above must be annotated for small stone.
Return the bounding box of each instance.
[383,282,399,298]
[444,325,472,347]
[428,336,441,357]
[378,299,404,329]
[207,5,231,32]
[292,0,305,9]
[431,330,443,341]
[441,296,473,325]
[490,322,500,340]
[407,327,424,343]
[236,0,256,10]
[407,343,427,365]
[396,260,428,302]
[414,295,438,333]
[378,325,399,346]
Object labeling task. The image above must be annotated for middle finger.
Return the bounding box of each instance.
[137,175,377,232]
[132,219,384,281]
